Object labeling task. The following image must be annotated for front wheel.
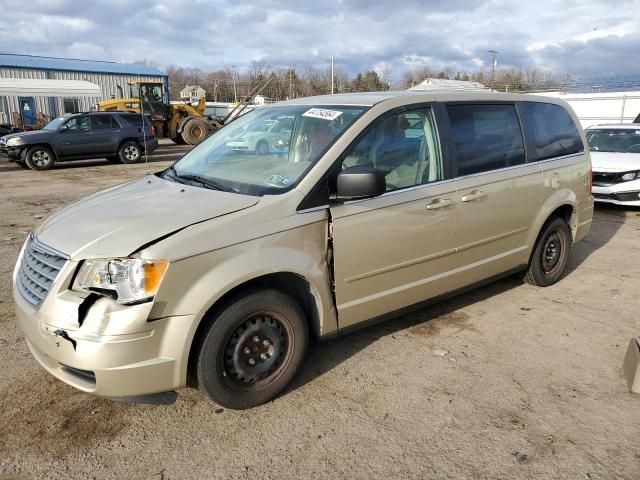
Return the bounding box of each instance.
[25,146,55,171]
[118,141,142,164]
[255,140,269,155]
[196,289,308,410]
[524,217,572,287]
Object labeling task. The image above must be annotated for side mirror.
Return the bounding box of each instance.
[58,124,69,132]
[331,166,386,203]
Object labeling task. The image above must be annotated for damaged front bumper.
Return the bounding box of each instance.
[13,251,196,398]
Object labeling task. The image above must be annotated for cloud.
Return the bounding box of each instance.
[0,0,638,83]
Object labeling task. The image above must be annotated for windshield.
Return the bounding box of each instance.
[586,128,640,153]
[168,105,368,196]
[43,117,67,131]
[131,83,163,102]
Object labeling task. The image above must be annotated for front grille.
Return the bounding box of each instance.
[16,235,68,308]
[593,191,640,202]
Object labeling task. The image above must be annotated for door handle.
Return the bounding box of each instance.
[461,190,487,202]
[426,198,453,210]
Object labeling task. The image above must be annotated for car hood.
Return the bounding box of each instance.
[591,151,640,172]
[2,130,51,142]
[34,175,259,259]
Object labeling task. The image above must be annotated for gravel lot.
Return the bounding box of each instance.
[1,140,639,479]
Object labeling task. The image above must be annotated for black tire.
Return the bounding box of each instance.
[117,141,142,164]
[180,118,209,145]
[25,146,55,171]
[256,140,269,155]
[524,217,572,287]
[106,155,120,164]
[196,289,308,410]
[15,161,30,169]
[171,136,186,145]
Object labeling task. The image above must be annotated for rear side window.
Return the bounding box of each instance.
[91,115,114,130]
[447,104,525,176]
[118,114,144,128]
[521,102,583,161]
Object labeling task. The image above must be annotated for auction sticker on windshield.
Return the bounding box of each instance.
[302,108,343,121]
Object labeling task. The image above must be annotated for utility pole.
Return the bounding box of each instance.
[489,50,498,91]
[331,56,334,95]
[289,67,292,99]
[232,65,238,103]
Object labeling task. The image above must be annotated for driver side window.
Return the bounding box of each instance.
[341,108,442,191]
[65,115,91,131]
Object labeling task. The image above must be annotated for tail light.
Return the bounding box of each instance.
[150,126,155,138]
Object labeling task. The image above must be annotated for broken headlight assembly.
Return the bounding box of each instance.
[73,258,169,304]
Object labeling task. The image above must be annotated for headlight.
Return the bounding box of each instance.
[6,137,23,147]
[621,171,640,181]
[74,258,169,304]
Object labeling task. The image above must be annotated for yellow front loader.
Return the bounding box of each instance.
[98,76,275,145]
[98,81,222,145]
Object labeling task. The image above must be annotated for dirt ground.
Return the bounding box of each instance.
[0,141,639,479]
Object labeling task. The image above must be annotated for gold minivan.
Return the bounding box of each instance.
[13,91,593,409]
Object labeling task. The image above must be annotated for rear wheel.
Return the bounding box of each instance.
[180,118,209,145]
[524,217,572,286]
[25,146,55,171]
[118,141,142,164]
[196,289,308,410]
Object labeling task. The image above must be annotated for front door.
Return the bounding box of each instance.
[330,107,456,328]
[18,97,36,127]
[445,103,543,289]
[55,115,94,157]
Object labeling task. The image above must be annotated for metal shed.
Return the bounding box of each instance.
[0,53,167,128]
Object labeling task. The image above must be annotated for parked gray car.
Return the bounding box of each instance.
[0,112,158,170]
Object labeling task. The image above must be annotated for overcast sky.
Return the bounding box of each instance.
[0,0,638,83]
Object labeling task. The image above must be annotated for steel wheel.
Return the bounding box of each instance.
[541,231,562,274]
[222,312,292,389]
[524,216,571,287]
[196,289,308,409]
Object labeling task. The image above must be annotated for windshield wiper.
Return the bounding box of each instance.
[165,166,236,193]
[178,174,237,193]
[163,165,189,185]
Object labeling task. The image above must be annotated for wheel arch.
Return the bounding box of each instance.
[185,271,323,387]
[527,189,578,252]
[24,143,58,161]
[118,137,142,149]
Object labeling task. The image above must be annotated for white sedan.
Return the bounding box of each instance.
[586,124,640,206]
[226,116,293,155]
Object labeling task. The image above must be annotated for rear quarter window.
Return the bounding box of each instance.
[521,102,583,161]
[118,114,146,128]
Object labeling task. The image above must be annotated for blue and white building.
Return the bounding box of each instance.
[0,53,167,127]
